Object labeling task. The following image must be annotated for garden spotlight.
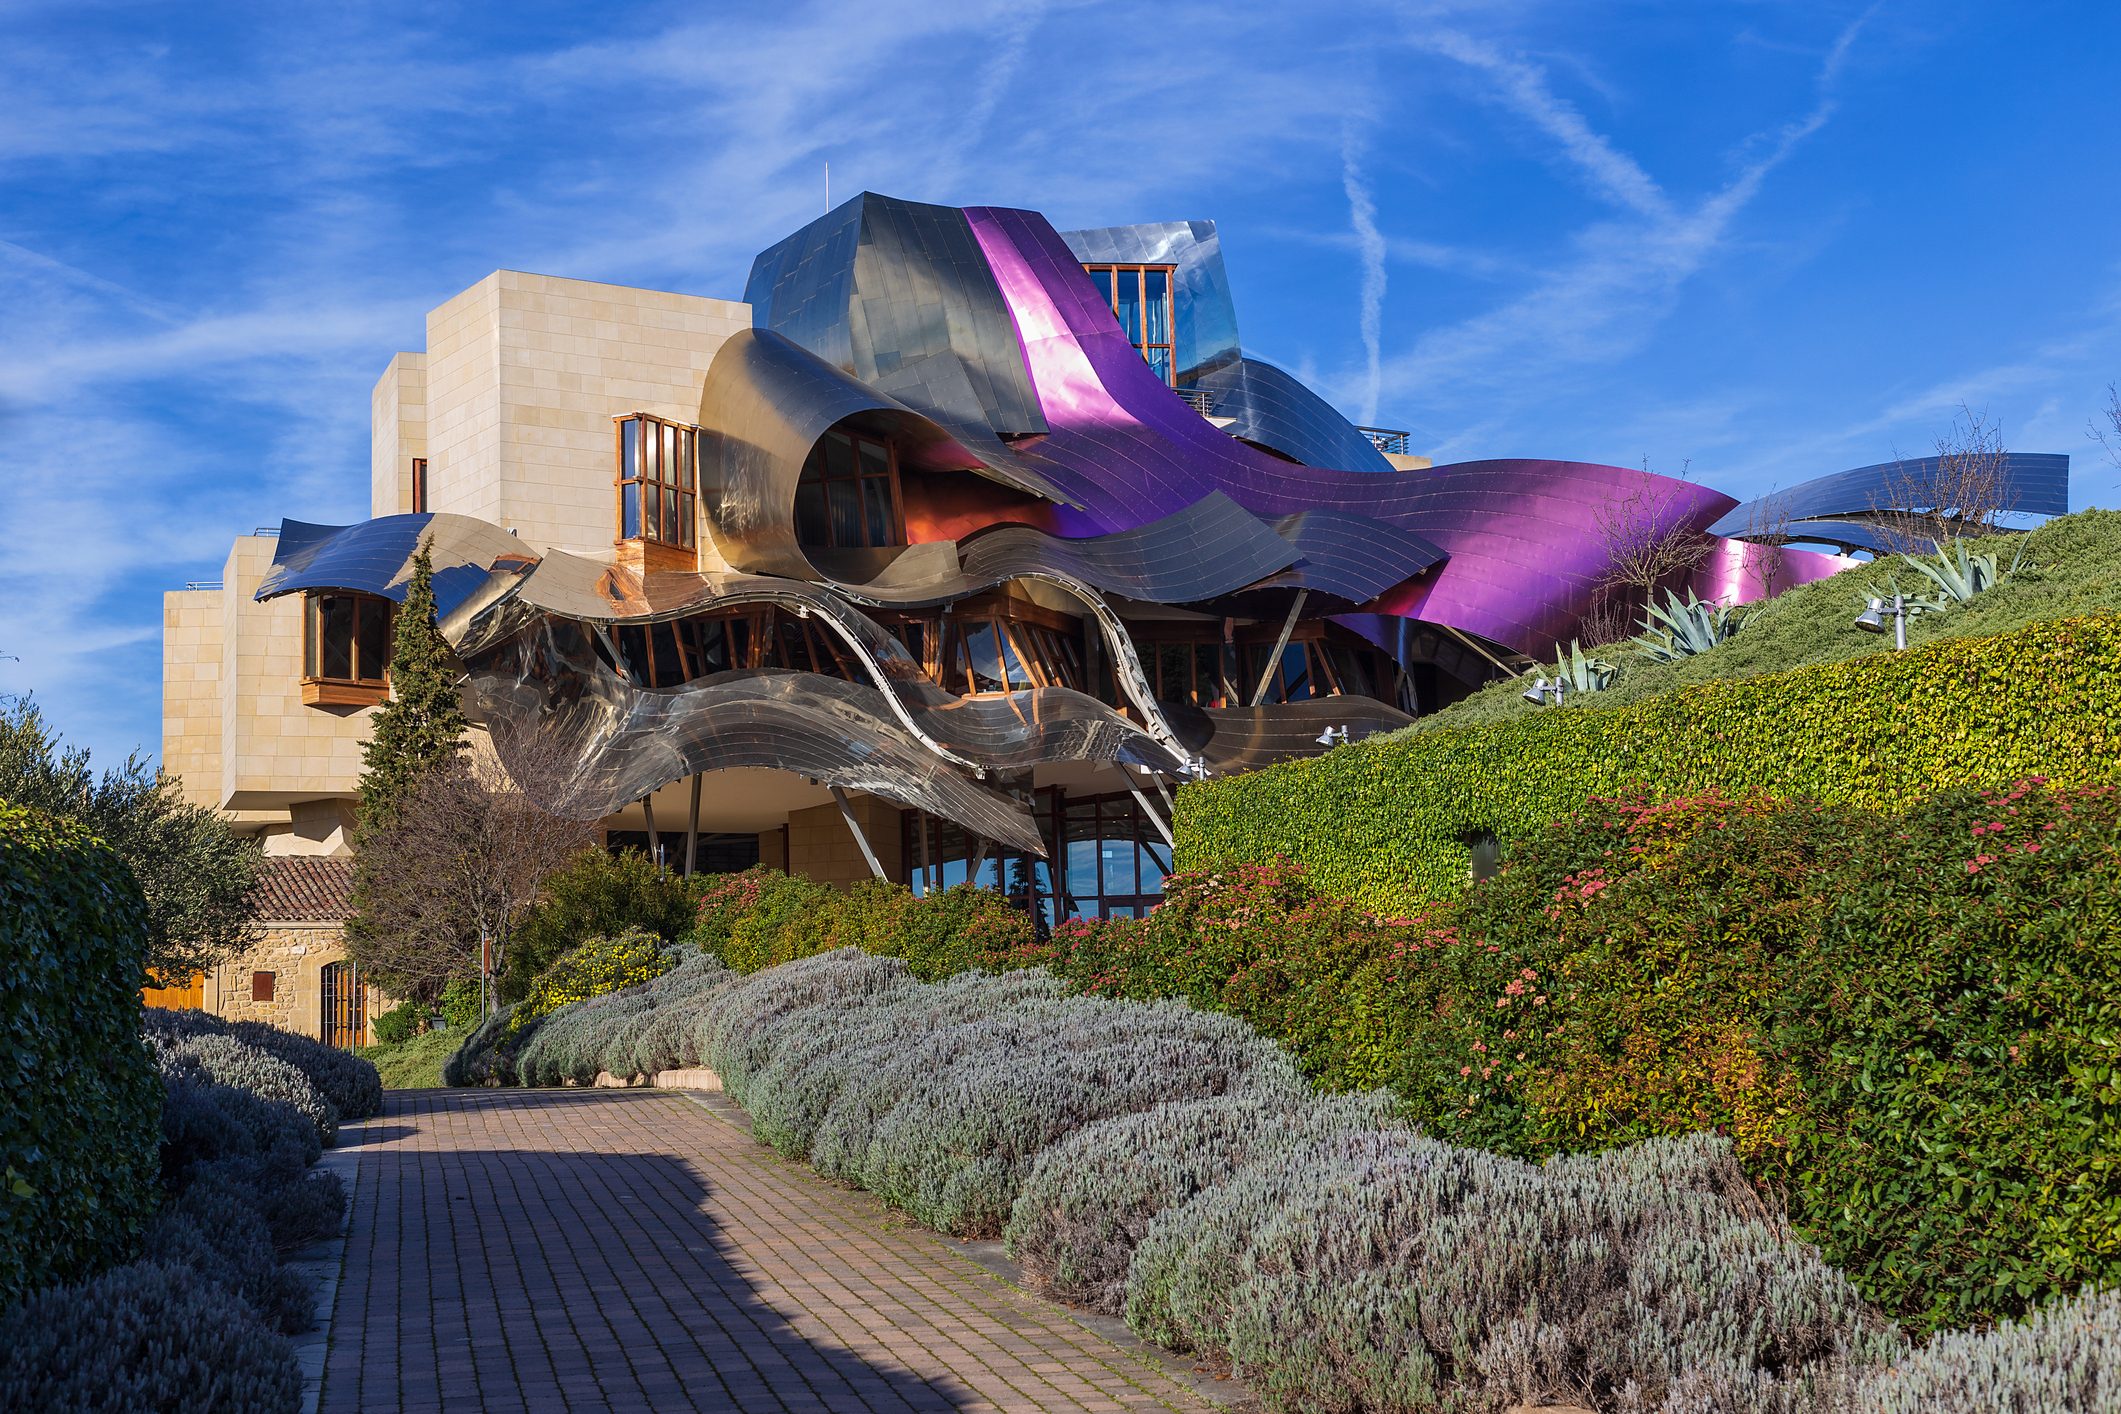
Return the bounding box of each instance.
[1315,725,1349,747]
[1522,677,1567,707]
[1856,594,1908,651]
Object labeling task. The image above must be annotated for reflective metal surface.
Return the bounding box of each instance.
[966,205,1851,653]
[747,192,1048,443]
[1710,453,2071,540]
[1059,219,1395,474]
[253,190,2040,856]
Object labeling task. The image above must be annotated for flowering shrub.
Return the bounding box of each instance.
[505,927,673,1039]
[1016,862,1451,1092]
[1399,783,2121,1331]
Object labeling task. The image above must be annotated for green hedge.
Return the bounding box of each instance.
[0,803,162,1307]
[1386,786,2121,1333]
[1176,612,2121,913]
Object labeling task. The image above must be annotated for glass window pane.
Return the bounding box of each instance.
[1090,267,1113,310]
[679,430,696,491]
[622,483,641,538]
[795,480,828,544]
[1145,346,1172,385]
[961,622,1007,693]
[679,492,696,547]
[1101,838,1137,894]
[661,423,678,488]
[320,595,354,680]
[644,421,661,482]
[1116,268,1141,342]
[622,419,639,480]
[824,430,856,479]
[863,477,893,546]
[304,598,320,678]
[662,486,679,544]
[857,437,890,478]
[356,600,389,682]
[1143,269,1170,343]
[827,478,862,547]
[1281,643,1311,701]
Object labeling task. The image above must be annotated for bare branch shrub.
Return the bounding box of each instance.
[2093,382,2121,472]
[346,721,600,1003]
[1872,403,2011,555]
[1588,460,1713,638]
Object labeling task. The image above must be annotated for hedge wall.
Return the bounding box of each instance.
[0,803,162,1307]
[1175,611,2121,913]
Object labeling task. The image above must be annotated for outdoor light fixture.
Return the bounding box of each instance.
[1522,677,1568,707]
[1315,725,1349,747]
[1177,756,1210,781]
[1856,595,1909,650]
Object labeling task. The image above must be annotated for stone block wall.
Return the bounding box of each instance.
[783,794,905,888]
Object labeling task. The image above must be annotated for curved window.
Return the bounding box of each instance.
[796,429,903,549]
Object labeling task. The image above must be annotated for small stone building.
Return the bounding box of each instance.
[196,857,384,1046]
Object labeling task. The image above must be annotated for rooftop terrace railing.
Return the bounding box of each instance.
[1358,426,1412,456]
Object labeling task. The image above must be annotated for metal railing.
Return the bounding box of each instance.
[181,580,224,592]
[1173,386,1217,416]
[1358,426,1412,456]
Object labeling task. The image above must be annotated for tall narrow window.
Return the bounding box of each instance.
[1082,264,1176,384]
[794,429,903,549]
[410,457,428,513]
[615,413,698,550]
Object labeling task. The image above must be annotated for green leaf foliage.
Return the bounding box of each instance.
[354,537,465,832]
[1176,611,2121,915]
[499,847,698,1003]
[0,803,162,1306]
[1383,785,2121,1333]
[0,698,262,981]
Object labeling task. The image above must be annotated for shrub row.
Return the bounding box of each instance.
[492,946,2121,1411]
[0,1012,363,1411]
[0,804,161,1306]
[1175,611,2121,914]
[1036,782,2121,1332]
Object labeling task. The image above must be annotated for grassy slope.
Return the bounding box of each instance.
[357,1029,458,1089]
[1398,508,2121,738]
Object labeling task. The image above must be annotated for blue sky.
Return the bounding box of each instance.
[4,0,2119,771]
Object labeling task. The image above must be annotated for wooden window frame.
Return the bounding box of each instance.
[302,590,393,706]
[1082,263,1177,386]
[794,428,906,550]
[410,457,428,513]
[614,413,699,551]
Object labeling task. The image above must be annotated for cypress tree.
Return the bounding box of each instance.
[356,537,466,831]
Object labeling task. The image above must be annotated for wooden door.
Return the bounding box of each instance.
[142,972,203,1011]
[320,961,365,1049]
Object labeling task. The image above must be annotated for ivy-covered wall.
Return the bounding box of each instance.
[1174,612,2121,914]
[0,804,162,1306]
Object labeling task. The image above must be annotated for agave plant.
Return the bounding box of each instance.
[1899,537,2027,604]
[1630,589,1744,663]
[1522,640,1616,705]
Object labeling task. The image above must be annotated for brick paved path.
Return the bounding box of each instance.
[321,1088,1227,1413]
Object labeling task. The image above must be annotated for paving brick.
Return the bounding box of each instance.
[321,1089,1224,1413]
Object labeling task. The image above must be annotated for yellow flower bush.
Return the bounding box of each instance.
[505,928,672,1040]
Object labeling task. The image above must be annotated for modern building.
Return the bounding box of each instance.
[162,191,2069,941]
